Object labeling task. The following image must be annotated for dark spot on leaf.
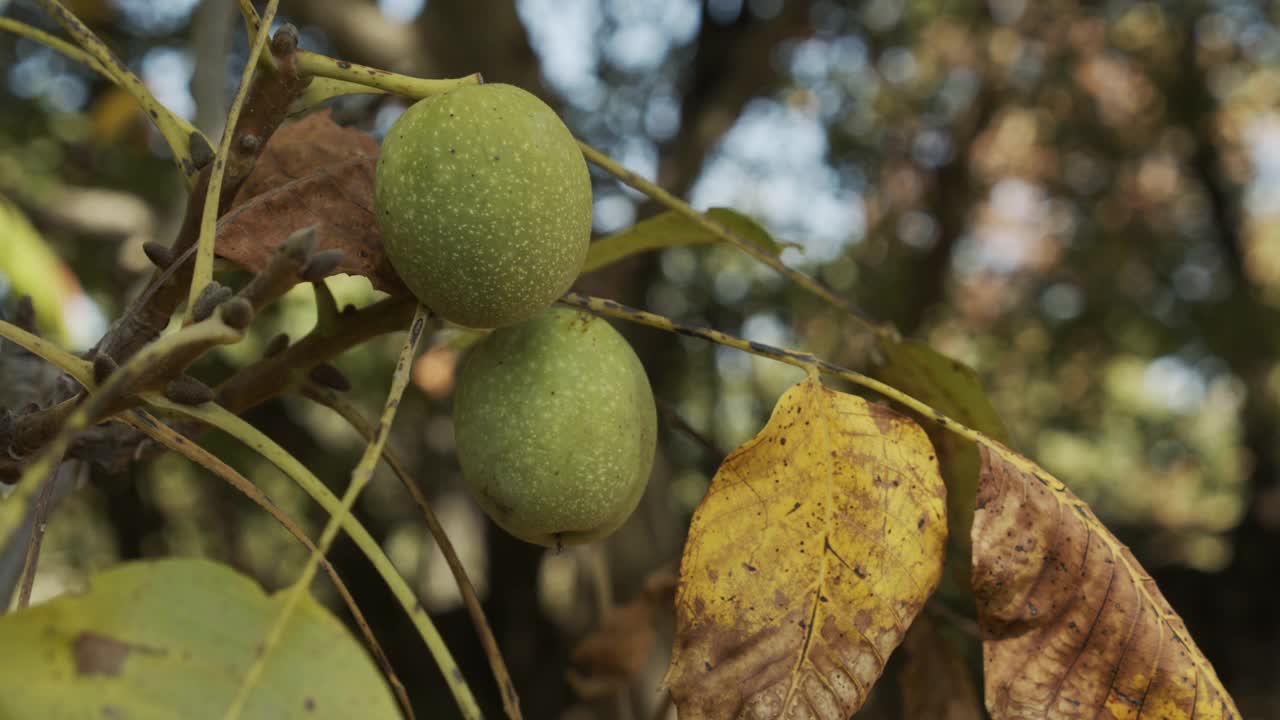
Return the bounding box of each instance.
[73,632,163,676]
[868,402,899,434]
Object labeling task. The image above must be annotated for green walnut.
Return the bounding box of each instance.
[375,83,591,328]
[453,308,657,546]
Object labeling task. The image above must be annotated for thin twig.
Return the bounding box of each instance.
[95,17,308,366]
[119,409,415,720]
[29,1,211,185]
[216,296,416,413]
[303,383,525,720]
[575,143,892,338]
[15,466,61,608]
[649,691,673,720]
[0,18,112,79]
[224,305,427,718]
[656,398,724,462]
[186,0,280,321]
[233,0,275,70]
[559,292,1006,459]
[295,50,481,97]
[0,320,91,387]
[3,235,341,479]
[143,392,481,719]
[563,291,1177,646]
[1,308,248,548]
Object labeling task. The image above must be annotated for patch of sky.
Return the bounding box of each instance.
[690,99,865,265]
[8,43,88,112]
[1143,355,1207,414]
[141,47,195,121]
[378,0,427,24]
[114,0,200,35]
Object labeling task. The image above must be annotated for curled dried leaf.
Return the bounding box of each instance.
[215,110,407,295]
[973,445,1240,719]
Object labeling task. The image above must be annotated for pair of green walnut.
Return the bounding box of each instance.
[375,84,656,547]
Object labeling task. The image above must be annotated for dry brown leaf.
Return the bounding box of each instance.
[973,445,1241,718]
[231,109,379,200]
[215,110,407,294]
[665,377,947,719]
[567,573,676,699]
[898,614,984,720]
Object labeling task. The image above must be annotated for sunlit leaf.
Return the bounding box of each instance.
[0,559,400,720]
[216,110,407,294]
[582,207,787,274]
[873,338,1009,564]
[665,376,946,718]
[973,445,1241,718]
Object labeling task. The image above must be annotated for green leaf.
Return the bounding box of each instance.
[582,207,788,273]
[872,338,1010,561]
[0,559,400,720]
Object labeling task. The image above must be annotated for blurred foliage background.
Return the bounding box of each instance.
[2,0,1280,717]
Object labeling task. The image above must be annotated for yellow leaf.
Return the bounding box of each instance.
[973,445,1240,718]
[873,338,1009,561]
[666,376,947,718]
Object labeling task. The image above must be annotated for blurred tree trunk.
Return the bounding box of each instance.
[659,3,812,199]
[1147,17,1280,715]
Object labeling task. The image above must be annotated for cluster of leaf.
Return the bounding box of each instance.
[0,2,1247,719]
